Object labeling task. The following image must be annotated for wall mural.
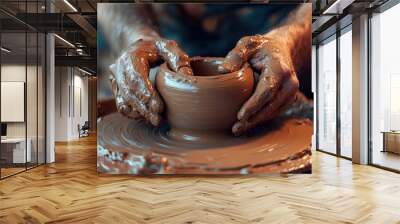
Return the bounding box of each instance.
[97,3,313,175]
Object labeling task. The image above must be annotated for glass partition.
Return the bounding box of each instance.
[0,1,46,179]
[27,31,38,169]
[370,3,400,171]
[1,30,28,177]
[317,35,337,154]
[339,26,352,158]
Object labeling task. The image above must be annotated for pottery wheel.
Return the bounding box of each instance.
[97,112,312,174]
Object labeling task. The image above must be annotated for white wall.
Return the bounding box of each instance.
[73,73,89,137]
[55,67,69,141]
[1,65,26,138]
[54,67,89,141]
[1,65,42,138]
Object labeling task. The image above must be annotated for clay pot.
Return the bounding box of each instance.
[156,57,254,142]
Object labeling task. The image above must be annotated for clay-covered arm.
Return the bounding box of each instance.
[98,3,160,56]
[221,4,312,135]
[222,4,311,76]
[265,4,311,77]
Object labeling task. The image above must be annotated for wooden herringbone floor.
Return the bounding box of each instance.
[1,135,400,224]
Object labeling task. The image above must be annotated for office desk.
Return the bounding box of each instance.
[1,138,31,163]
[381,131,400,154]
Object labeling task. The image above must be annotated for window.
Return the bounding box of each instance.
[370,3,400,171]
[339,27,352,158]
[317,35,337,154]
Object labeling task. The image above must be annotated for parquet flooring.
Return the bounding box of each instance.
[1,167,26,178]
[1,135,400,223]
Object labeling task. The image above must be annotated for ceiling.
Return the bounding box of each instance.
[312,0,391,43]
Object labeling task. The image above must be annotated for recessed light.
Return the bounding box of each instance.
[77,67,93,76]
[63,0,78,12]
[1,47,11,53]
[54,34,75,48]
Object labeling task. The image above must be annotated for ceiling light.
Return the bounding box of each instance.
[322,0,355,15]
[63,0,78,12]
[78,67,93,76]
[1,47,11,53]
[54,34,75,48]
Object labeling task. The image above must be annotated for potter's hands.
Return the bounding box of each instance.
[221,35,299,135]
[109,38,193,126]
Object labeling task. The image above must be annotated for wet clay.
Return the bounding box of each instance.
[97,112,312,174]
[156,57,254,142]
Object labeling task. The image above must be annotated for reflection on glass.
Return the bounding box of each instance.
[317,36,337,154]
[371,3,400,171]
[27,32,38,169]
[1,31,27,177]
[0,1,46,179]
[340,28,352,158]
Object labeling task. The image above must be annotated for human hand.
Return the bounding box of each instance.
[109,38,193,126]
[221,35,299,135]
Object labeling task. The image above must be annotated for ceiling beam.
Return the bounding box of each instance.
[67,13,96,39]
[55,55,96,71]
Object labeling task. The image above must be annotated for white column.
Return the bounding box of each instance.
[46,32,55,163]
[312,45,317,151]
[352,14,369,164]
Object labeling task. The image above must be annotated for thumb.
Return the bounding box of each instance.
[220,35,267,73]
[155,39,194,76]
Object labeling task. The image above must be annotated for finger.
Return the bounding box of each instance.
[220,35,267,73]
[149,91,164,114]
[125,91,161,126]
[112,40,161,103]
[237,58,287,121]
[112,50,163,106]
[110,59,158,124]
[110,56,149,103]
[109,74,141,119]
[129,43,165,115]
[126,51,154,102]
[119,100,142,120]
[109,74,127,113]
[232,75,299,135]
[130,52,166,114]
[155,39,193,76]
[177,66,194,76]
